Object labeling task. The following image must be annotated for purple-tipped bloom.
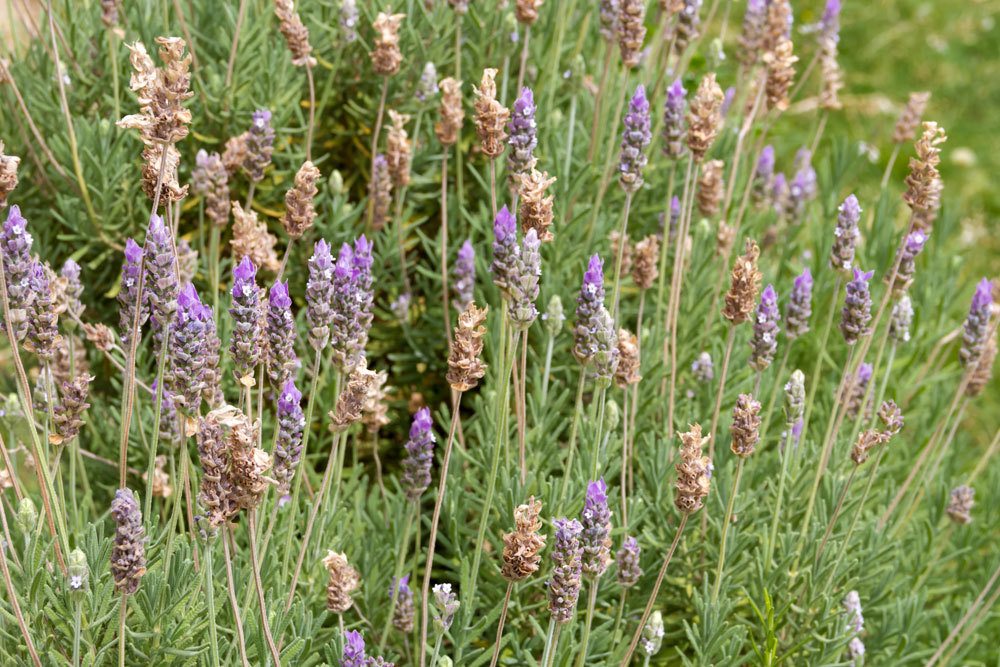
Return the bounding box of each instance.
[416,62,438,103]
[341,629,367,667]
[592,307,619,388]
[60,258,84,321]
[844,362,874,420]
[1,205,34,339]
[110,488,146,595]
[830,195,862,272]
[229,256,263,382]
[452,240,475,313]
[749,284,781,371]
[668,195,682,243]
[243,109,274,183]
[274,379,305,494]
[662,79,687,160]
[841,268,874,345]
[548,518,584,624]
[891,230,928,295]
[786,268,813,340]
[168,283,212,414]
[573,254,606,365]
[339,0,359,44]
[306,239,335,350]
[507,88,538,182]
[432,583,460,632]
[821,0,841,44]
[615,535,642,588]
[960,278,994,368]
[739,0,768,69]
[599,0,619,41]
[692,351,714,383]
[117,238,147,347]
[389,575,414,633]
[401,407,435,501]
[201,312,224,408]
[786,149,817,225]
[491,205,520,297]
[509,228,541,330]
[330,236,375,372]
[25,260,59,361]
[721,86,736,117]
[752,145,776,207]
[771,172,789,216]
[144,214,179,352]
[581,479,613,578]
[619,85,651,194]
[889,294,914,344]
[267,280,298,391]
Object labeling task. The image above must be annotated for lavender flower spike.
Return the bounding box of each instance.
[507,88,538,187]
[960,278,994,368]
[267,280,298,391]
[229,256,263,384]
[330,235,374,372]
[752,145,775,207]
[580,479,613,578]
[341,629,367,667]
[117,238,147,347]
[785,268,813,340]
[168,283,211,416]
[243,108,275,183]
[821,0,842,43]
[830,194,862,272]
[1,205,34,340]
[840,268,874,345]
[889,294,914,344]
[889,229,928,296]
[615,535,642,588]
[749,284,780,371]
[401,407,435,501]
[416,62,439,103]
[491,205,520,297]
[509,228,541,330]
[26,260,61,361]
[60,258,85,322]
[662,79,687,160]
[110,488,146,595]
[144,213,179,352]
[274,379,305,494]
[592,307,620,388]
[452,240,475,313]
[306,239,335,351]
[573,254,606,365]
[548,518,584,624]
[619,84,652,194]
[390,575,415,632]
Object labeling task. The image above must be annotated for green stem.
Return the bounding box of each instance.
[610,192,634,320]
[574,580,600,667]
[539,617,560,667]
[711,458,745,603]
[800,274,843,456]
[72,599,82,666]
[590,385,608,480]
[540,332,555,404]
[823,449,885,592]
[557,369,588,514]
[765,424,795,574]
[379,505,416,653]
[204,540,221,667]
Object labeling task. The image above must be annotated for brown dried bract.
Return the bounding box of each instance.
[436,77,464,146]
[515,0,543,25]
[371,12,405,76]
[83,322,116,351]
[903,122,947,214]
[517,169,556,242]
[275,0,317,67]
[675,423,712,514]
[323,550,361,612]
[893,92,931,145]
[231,201,281,272]
[763,37,797,112]
[386,110,412,187]
[617,0,646,69]
[330,365,380,432]
[631,235,659,290]
[686,73,724,162]
[282,161,320,239]
[0,140,20,207]
[614,328,641,388]
[447,303,488,392]
[697,159,724,218]
[501,497,547,581]
[722,239,762,325]
[730,393,761,457]
[473,69,510,158]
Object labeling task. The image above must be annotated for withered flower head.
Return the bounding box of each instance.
[893,92,931,145]
[614,328,641,388]
[0,140,20,207]
[217,405,271,511]
[83,322,116,351]
[230,201,280,272]
[386,110,412,187]
[144,454,173,498]
[850,428,888,465]
[722,239,762,325]
[110,489,146,595]
[517,169,556,242]
[675,423,712,514]
[192,150,230,228]
[877,400,904,436]
[617,0,647,69]
[435,77,464,146]
[696,159,724,218]
[447,303,489,392]
[371,12,405,76]
[323,550,361,613]
[501,496,547,581]
[515,0,543,25]
[946,486,974,525]
[330,365,380,432]
[903,122,947,214]
[50,373,94,445]
[966,332,997,398]
[473,69,510,159]
[631,235,659,290]
[362,369,391,435]
[686,73,725,162]
[730,393,762,457]
[275,0,317,67]
[282,161,320,239]
[763,37,797,111]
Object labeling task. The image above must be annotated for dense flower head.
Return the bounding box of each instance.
[342,630,367,667]
[785,268,813,339]
[507,88,539,188]
[889,229,928,296]
[323,550,361,613]
[599,0,619,41]
[283,161,321,238]
[642,610,665,657]
[784,369,806,423]
[266,280,298,391]
[370,154,392,231]
[580,479,613,577]
[723,239,762,325]
[738,0,768,70]
[59,258,84,321]
[193,150,230,227]
[843,590,864,635]
[432,583,460,632]
[830,194,862,271]
[573,254,606,364]
[371,12,404,76]
[275,0,316,67]
[110,488,146,595]
[543,294,565,337]
[591,307,620,387]
[687,72,724,161]
[401,407,435,501]
[662,79,687,159]
[676,423,712,513]
[473,68,510,158]
[752,145,776,207]
[748,284,780,370]
[389,575,414,633]
[306,239,335,350]
[274,379,305,494]
[491,205,520,297]
[548,518,584,623]
[960,278,994,368]
[841,268,874,345]
[25,260,61,361]
[509,228,541,329]
[692,351,714,384]
[167,283,212,415]
[447,303,489,392]
[144,213,179,350]
[451,240,476,314]
[889,294,914,344]
[502,496,546,581]
[330,236,375,372]
[52,373,94,445]
[731,393,762,457]
[946,485,975,524]
[615,535,642,588]
[618,0,646,68]
[339,0,359,44]
[619,85,652,193]
[229,256,263,383]
[117,247,147,345]
[1,206,34,340]
[243,109,275,182]
[674,0,703,55]
[785,149,816,224]
[416,62,439,103]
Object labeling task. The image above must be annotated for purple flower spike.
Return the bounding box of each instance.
[389,575,414,633]
[116,238,148,346]
[960,278,994,368]
[452,240,476,313]
[548,518,584,624]
[771,172,789,216]
[329,236,374,372]
[26,260,60,360]
[739,0,768,70]
[267,280,298,392]
[830,194,862,272]
[60,259,84,320]
[841,268,874,345]
[721,87,736,117]
[229,256,263,383]
[491,205,520,297]
[274,379,305,494]
[509,228,541,330]
[581,479,613,578]
[507,88,538,183]
[615,535,642,588]
[752,145,776,206]
[341,629,367,667]
[619,85,652,194]
[573,254,606,364]
[786,149,817,224]
[662,79,687,160]
[821,0,841,43]
[785,268,813,340]
[1,207,34,337]
[244,109,274,183]
[891,230,929,296]
[749,284,780,371]
[402,407,436,501]
[306,239,335,351]
[168,283,212,415]
[144,214,179,352]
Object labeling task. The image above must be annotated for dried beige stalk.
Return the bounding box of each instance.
[231,201,280,272]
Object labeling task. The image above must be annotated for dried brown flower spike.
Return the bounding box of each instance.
[282,161,320,239]
[473,68,510,158]
[730,394,762,457]
[516,0,543,24]
[675,423,712,513]
[330,365,381,432]
[614,328,641,388]
[903,122,947,214]
[50,373,94,445]
[371,12,405,76]
[966,332,997,397]
[275,0,317,67]
[893,92,931,145]
[518,169,556,242]
[618,0,646,69]
[501,497,547,581]
[386,110,412,187]
[686,73,725,162]
[722,239,762,325]
[697,159,724,218]
[231,201,281,272]
[436,77,464,146]
[447,303,488,392]
[631,235,659,290]
[763,37,797,112]
[0,141,20,207]
[323,550,361,612]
